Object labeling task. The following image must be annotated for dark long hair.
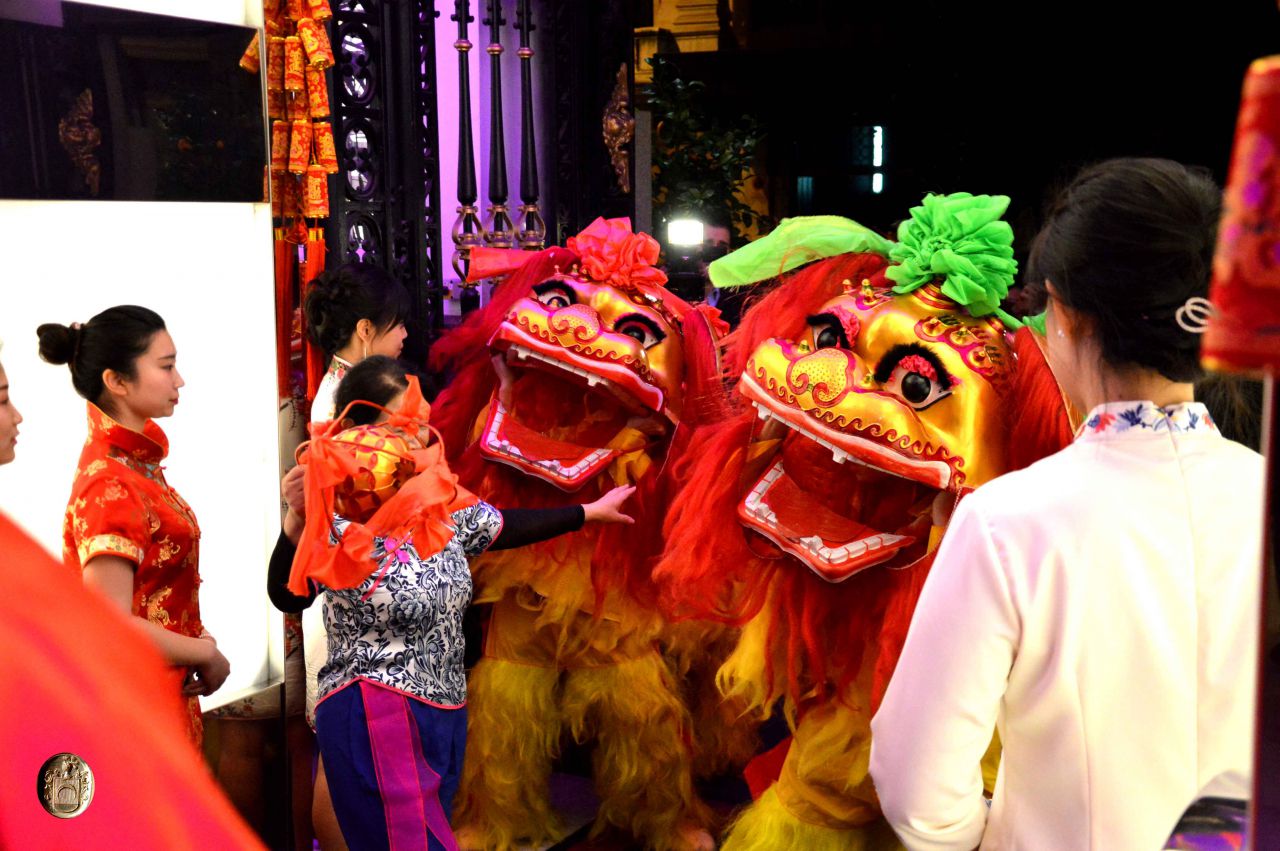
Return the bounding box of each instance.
[1027,157,1221,383]
[304,262,411,356]
[37,305,167,413]
[334,356,410,426]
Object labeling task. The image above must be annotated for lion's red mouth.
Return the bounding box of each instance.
[738,402,935,582]
[478,354,654,492]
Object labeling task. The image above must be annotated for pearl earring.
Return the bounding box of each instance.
[1057,328,1064,338]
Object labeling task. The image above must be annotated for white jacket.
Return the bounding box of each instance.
[870,401,1263,850]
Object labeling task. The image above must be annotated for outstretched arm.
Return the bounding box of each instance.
[489,485,637,551]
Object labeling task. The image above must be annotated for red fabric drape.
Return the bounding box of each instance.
[301,230,327,401]
[0,512,262,849]
[275,227,328,404]
[273,229,297,399]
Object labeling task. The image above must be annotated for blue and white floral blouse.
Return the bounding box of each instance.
[317,502,503,708]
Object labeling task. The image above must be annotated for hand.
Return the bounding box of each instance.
[582,485,637,525]
[282,463,307,516]
[932,490,958,528]
[181,669,203,698]
[625,415,667,438]
[491,353,515,410]
[757,414,787,444]
[191,640,231,696]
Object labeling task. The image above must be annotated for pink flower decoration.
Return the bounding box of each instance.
[566,217,669,290]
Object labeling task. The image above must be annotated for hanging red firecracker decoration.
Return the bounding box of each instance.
[284,36,306,92]
[270,171,284,217]
[304,165,330,218]
[267,88,285,119]
[270,120,290,172]
[306,67,329,118]
[286,91,310,121]
[288,119,312,174]
[267,37,285,91]
[306,0,333,22]
[296,19,335,70]
[238,33,261,73]
[312,122,339,173]
[244,0,341,405]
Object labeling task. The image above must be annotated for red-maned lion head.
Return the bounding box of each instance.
[655,201,1075,706]
[429,219,727,608]
[476,219,712,492]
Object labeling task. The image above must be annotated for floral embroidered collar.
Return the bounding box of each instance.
[87,403,168,465]
[1078,400,1217,440]
[327,355,352,378]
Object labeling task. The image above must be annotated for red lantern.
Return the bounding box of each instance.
[1205,56,1280,374]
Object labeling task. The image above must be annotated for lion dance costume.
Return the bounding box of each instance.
[430,218,726,850]
[654,195,1075,849]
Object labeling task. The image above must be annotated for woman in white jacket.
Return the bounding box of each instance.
[870,158,1264,850]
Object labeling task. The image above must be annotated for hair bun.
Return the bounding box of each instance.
[36,322,80,366]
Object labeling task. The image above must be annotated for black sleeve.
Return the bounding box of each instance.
[267,528,316,613]
[490,505,586,551]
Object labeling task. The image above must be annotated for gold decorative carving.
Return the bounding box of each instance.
[602,64,634,194]
[58,89,102,197]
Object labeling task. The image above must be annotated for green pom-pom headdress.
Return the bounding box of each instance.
[886,192,1020,327]
[707,193,1023,329]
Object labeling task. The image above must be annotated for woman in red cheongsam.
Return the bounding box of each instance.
[38,305,230,745]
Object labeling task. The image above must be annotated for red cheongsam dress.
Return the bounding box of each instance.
[63,404,205,744]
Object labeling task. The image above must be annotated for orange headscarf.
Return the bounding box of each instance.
[287,375,478,595]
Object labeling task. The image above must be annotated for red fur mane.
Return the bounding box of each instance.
[430,247,578,465]
[429,248,731,609]
[654,255,1075,711]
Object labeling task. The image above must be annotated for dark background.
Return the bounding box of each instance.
[0,1,264,202]
[647,0,1280,269]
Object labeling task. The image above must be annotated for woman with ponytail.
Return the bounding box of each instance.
[38,306,231,745]
[871,159,1265,849]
